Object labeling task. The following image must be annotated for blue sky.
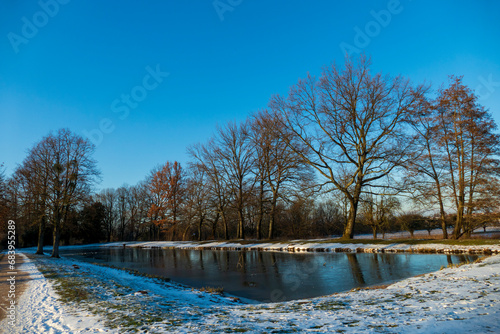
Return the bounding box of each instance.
[1,0,499,190]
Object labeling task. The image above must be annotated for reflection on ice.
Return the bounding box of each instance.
[59,247,479,302]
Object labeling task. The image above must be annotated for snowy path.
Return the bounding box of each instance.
[1,252,499,333]
[0,253,106,334]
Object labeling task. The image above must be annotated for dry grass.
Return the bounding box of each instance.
[199,286,224,294]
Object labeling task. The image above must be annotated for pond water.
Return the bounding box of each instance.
[59,247,479,302]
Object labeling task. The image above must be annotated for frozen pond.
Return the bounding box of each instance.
[59,247,479,302]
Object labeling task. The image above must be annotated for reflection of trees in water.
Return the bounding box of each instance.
[172,248,178,269]
[211,251,217,267]
[258,252,266,273]
[270,253,282,281]
[370,253,382,280]
[225,251,230,271]
[212,251,231,271]
[360,253,402,283]
[449,255,478,265]
[346,253,365,285]
[183,249,193,269]
[150,248,165,267]
[376,253,404,279]
[237,252,247,273]
[198,250,204,270]
[92,248,482,302]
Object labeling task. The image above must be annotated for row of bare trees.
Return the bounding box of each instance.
[1,56,499,252]
[268,56,499,240]
[405,76,500,239]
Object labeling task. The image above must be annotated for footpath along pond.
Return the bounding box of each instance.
[58,247,479,302]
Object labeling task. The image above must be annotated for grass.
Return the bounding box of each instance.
[27,254,204,332]
[28,253,260,333]
[90,262,171,282]
[37,264,90,303]
[199,286,224,294]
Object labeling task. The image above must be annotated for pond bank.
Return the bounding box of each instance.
[2,250,500,333]
[100,239,500,255]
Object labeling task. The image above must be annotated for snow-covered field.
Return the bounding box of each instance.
[2,249,500,333]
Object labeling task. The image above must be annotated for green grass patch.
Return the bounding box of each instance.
[37,264,91,303]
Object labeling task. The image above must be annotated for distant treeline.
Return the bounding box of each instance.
[1,56,499,256]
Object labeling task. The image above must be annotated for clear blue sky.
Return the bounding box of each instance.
[1,0,499,190]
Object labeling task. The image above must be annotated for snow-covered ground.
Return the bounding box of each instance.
[0,253,105,334]
[1,250,500,333]
[97,238,500,255]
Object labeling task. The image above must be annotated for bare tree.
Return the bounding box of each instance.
[214,121,255,239]
[188,139,231,239]
[250,110,314,239]
[14,129,100,257]
[95,188,118,242]
[271,56,422,239]
[405,92,450,238]
[147,161,185,240]
[436,76,500,238]
[13,152,51,254]
[184,165,210,241]
[127,183,149,240]
[115,185,130,241]
[359,193,400,239]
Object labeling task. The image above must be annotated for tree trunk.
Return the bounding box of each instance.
[212,212,219,240]
[256,180,265,240]
[453,195,464,239]
[268,195,278,239]
[238,209,245,239]
[222,212,229,240]
[343,196,360,239]
[343,182,362,239]
[171,209,177,241]
[51,220,61,258]
[36,216,46,255]
[439,205,448,239]
[256,212,262,240]
[434,180,448,239]
[268,210,275,240]
[182,225,190,241]
[198,217,204,241]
